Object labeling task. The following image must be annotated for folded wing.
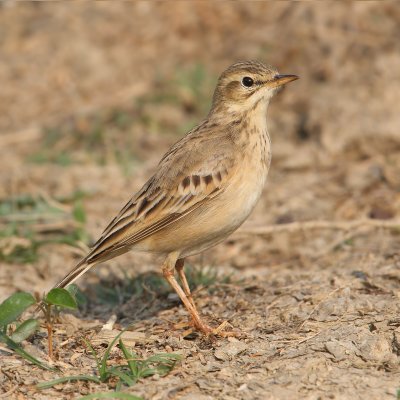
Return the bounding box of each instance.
[83,133,236,264]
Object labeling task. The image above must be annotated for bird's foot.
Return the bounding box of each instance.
[192,319,241,338]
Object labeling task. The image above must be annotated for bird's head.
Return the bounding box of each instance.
[211,61,298,114]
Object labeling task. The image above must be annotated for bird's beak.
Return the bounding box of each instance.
[270,74,299,88]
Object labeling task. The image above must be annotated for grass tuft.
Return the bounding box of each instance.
[37,328,182,397]
[0,192,89,264]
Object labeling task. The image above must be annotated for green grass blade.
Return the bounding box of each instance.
[115,380,122,392]
[78,392,143,400]
[37,374,101,389]
[0,292,36,327]
[82,337,102,375]
[135,367,156,378]
[118,339,138,378]
[99,328,128,378]
[107,366,136,387]
[10,318,40,343]
[143,353,182,376]
[0,331,54,371]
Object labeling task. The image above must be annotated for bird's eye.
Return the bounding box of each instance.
[242,76,254,87]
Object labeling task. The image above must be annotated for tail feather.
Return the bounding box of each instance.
[52,243,128,290]
[34,259,96,315]
[53,259,96,289]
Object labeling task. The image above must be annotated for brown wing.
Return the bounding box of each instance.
[52,168,228,290]
[84,167,229,264]
[83,127,236,264]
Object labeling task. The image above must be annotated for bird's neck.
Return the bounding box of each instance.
[209,99,269,145]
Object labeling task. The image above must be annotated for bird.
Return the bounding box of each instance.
[49,61,298,336]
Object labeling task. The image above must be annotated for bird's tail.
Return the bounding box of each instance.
[53,259,96,289]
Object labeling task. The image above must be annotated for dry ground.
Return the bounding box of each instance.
[1,2,400,399]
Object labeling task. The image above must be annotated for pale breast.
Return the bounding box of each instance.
[222,140,270,228]
[180,131,271,256]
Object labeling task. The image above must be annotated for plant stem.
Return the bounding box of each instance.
[45,304,54,360]
[47,322,53,360]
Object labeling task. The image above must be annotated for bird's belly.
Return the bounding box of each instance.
[137,164,268,257]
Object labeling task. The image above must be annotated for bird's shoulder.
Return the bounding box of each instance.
[153,119,238,191]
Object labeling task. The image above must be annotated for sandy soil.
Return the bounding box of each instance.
[1,2,400,399]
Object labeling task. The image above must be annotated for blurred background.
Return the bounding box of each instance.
[2,3,400,398]
[1,1,400,294]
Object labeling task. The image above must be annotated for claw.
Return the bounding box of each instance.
[192,319,241,338]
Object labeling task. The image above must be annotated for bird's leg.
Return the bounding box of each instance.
[163,254,239,337]
[162,253,212,334]
[174,258,196,309]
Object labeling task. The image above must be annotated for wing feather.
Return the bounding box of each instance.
[83,167,231,265]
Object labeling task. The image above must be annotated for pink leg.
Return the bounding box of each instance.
[162,254,239,337]
[175,259,196,309]
[162,254,212,334]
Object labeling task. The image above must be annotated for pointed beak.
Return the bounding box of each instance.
[270,74,299,88]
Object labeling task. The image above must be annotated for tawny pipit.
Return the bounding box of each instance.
[50,61,298,335]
